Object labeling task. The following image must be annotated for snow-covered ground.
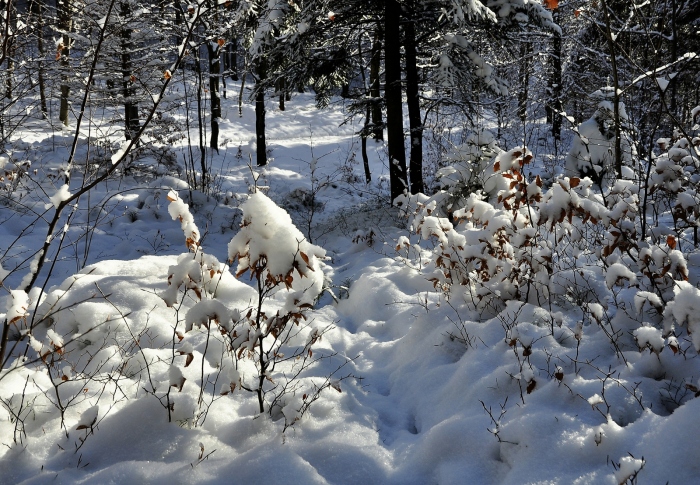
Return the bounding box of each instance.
[1,88,699,484]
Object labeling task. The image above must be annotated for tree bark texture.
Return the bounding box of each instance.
[370,24,384,141]
[57,0,72,126]
[208,40,221,151]
[384,0,408,202]
[120,2,140,141]
[255,58,267,166]
[547,7,562,142]
[404,2,423,194]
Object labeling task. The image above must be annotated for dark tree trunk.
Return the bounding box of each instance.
[384,0,407,202]
[404,2,423,194]
[194,49,207,185]
[362,104,372,183]
[670,0,678,115]
[57,0,72,126]
[255,59,267,166]
[208,41,221,151]
[370,24,384,141]
[32,0,48,118]
[278,77,286,111]
[120,2,140,141]
[601,0,622,178]
[518,41,530,123]
[225,37,238,81]
[4,0,15,99]
[547,7,562,142]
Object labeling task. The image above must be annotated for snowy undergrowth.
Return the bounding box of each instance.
[393,137,700,484]
[2,90,700,484]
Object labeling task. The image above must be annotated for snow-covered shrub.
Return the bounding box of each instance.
[432,129,503,216]
[565,89,637,186]
[401,146,548,313]
[0,188,337,456]
[401,139,700,428]
[638,238,688,293]
[646,127,700,246]
[164,190,334,427]
[612,455,645,485]
[664,281,700,351]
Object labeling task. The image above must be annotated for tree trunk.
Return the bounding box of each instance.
[120,2,140,141]
[278,77,286,111]
[362,104,372,183]
[57,0,72,126]
[384,0,407,202]
[4,0,15,100]
[370,24,384,141]
[518,41,530,123]
[225,37,238,80]
[194,48,207,186]
[208,41,221,152]
[404,2,423,194]
[670,0,678,115]
[32,0,49,118]
[601,0,622,178]
[255,59,267,166]
[547,7,562,142]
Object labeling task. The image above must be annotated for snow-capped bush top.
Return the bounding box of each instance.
[437,129,501,193]
[166,190,200,251]
[5,289,29,325]
[228,192,326,305]
[565,95,636,185]
[665,281,700,351]
[408,129,503,218]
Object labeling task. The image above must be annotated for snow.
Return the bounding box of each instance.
[76,405,100,429]
[634,291,663,314]
[111,142,130,165]
[49,183,71,209]
[227,191,326,309]
[614,456,644,484]
[605,262,637,289]
[565,98,636,184]
[4,290,28,324]
[166,190,201,251]
[633,325,664,353]
[665,281,700,351]
[1,81,700,485]
[656,77,670,92]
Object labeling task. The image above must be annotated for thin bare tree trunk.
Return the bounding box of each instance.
[404,1,423,194]
[57,0,72,126]
[208,40,221,152]
[120,1,140,140]
[370,24,384,141]
[601,0,622,178]
[385,0,407,202]
[547,7,562,143]
[4,0,15,99]
[518,41,531,123]
[255,58,267,166]
[34,0,49,118]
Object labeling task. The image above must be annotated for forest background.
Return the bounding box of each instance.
[1,1,700,483]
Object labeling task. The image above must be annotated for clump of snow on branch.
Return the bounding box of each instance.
[5,290,29,325]
[49,184,71,209]
[166,190,200,251]
[665,281,700,351]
